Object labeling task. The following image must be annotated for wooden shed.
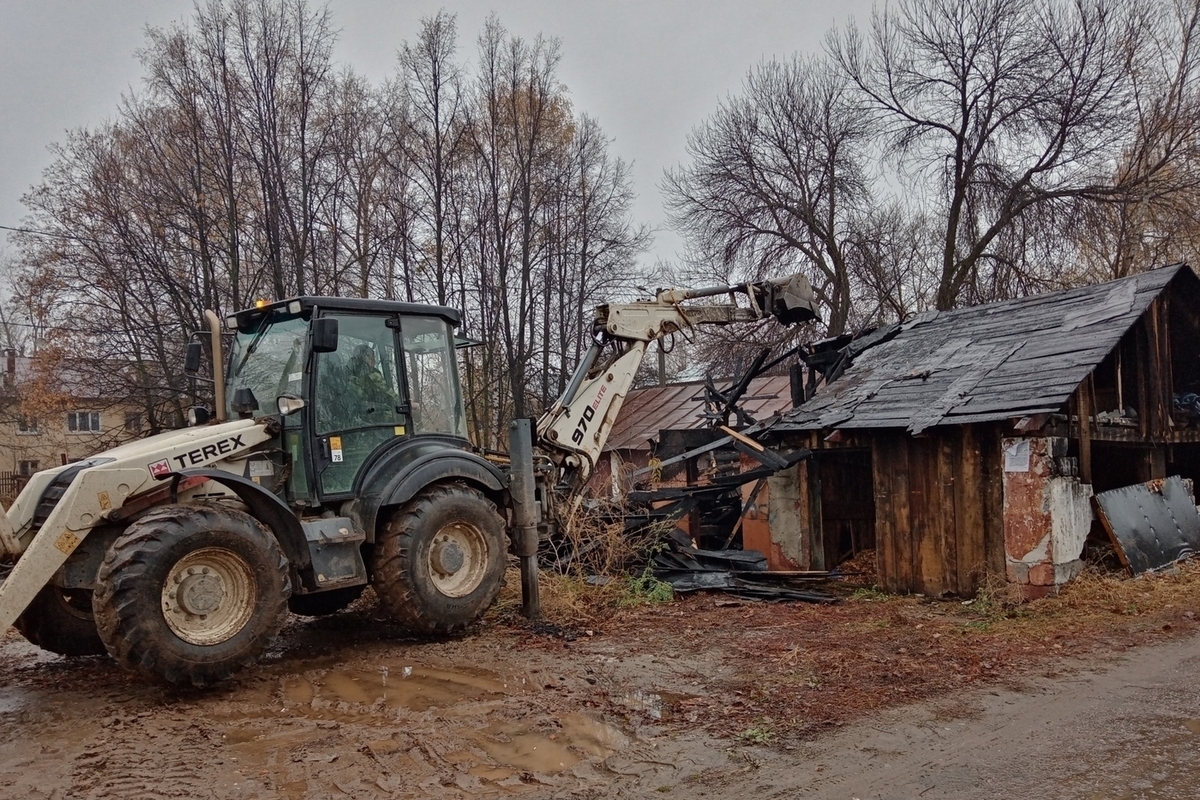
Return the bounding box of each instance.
[764,263,1200,597]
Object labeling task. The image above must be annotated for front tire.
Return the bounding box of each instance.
[373,483,507,634]
[92,504,291,687]
[14,585,107,657]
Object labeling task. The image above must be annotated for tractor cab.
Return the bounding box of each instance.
[219,297,470,506]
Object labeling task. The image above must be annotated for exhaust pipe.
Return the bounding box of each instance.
[205,310,227,422]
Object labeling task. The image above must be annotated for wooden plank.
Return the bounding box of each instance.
[980,426,1007,580]
[1154,297,1173,440]
[937,432,959,595]
[1146,303,1168,439]
[1078,375,1093,485]
[955,425,986,594]
[795,460,814,568]
[1161,294,1174,431]
[719,425,764,451]
[1136,320,1152,439]
[907,437,935,594]
[808,457,825,570]
[1041,422,1150,443]
[871,435,898,592]
[891,435,915,592]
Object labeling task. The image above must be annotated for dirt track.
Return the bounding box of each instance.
[2,592,1199,799]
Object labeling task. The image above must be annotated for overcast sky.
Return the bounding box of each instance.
[0,0,876,271]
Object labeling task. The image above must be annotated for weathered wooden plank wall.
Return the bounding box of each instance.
[869,427,997,596]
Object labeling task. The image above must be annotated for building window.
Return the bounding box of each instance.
[124,412,143,433]
[18,460,38,476]
[16,416,38,435]
[67,411,101,433]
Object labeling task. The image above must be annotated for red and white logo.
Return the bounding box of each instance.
[148,459,172,479]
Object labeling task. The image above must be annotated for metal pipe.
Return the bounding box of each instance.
[657,281,749,303]
[205,310,227,422]
[508,419,541,620]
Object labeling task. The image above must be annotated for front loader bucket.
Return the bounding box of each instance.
[0,501,17,558]
[0,517,76,633]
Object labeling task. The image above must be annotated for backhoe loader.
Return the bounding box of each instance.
[0,276,816,685]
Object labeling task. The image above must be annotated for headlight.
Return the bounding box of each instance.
[187,406,211,426]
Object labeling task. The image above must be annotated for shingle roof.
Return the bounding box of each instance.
[606,375,794,451]
[773,264,1193,434]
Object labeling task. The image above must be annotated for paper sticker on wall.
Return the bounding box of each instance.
[1004,439,1031,472]
[330,435,343,463]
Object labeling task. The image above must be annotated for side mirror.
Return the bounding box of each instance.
[312,317,339,353]
[276,394,306,416]
[184,342,203,374]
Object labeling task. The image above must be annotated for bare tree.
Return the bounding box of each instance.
[401,10,469,306]
[9,3,648,445]
[830,0,1200,308]
[663,55,874,335]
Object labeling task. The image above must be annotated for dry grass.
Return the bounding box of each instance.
[526,557,1200,743]
[977,560,1200,639]
[494,488,678,630]
[490,567,624,626]
[489,563,674,629]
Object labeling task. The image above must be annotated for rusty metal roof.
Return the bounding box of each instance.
[606,374,794,452]
[774,264,1196,434]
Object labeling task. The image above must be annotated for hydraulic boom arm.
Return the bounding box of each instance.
[535,273,818,482]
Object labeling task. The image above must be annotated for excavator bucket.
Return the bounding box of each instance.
[759,274,820,326]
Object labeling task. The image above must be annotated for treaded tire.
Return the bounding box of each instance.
[92,504,291,687]
[373,483,507,634]
[14,585,107,657]
[288,585,365,617]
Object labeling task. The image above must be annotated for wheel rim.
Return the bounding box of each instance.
[426,520,489,598]
[161,547,257,646]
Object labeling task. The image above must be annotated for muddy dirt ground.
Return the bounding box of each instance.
[3,567,1200,800]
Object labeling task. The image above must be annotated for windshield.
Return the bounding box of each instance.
[226,314,308,418]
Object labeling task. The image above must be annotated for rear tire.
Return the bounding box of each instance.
[372,483,507,634]
[92,504,291,687]
[288,585,364,617]
[14,585,107,657]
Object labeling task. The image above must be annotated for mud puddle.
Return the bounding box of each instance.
[282,663,516,713]
[617,688,699,721]
[208,659,631,794]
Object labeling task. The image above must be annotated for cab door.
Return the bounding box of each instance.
[310,312,408,498]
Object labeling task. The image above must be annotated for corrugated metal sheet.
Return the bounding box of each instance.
[606,375,794,452]
[775,264,1194,433]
